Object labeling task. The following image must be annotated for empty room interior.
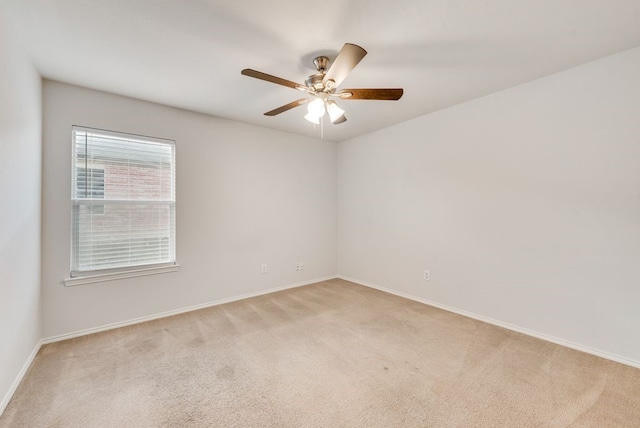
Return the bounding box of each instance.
[2,1,640,426]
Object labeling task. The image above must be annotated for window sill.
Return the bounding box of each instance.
[63,264,180,287]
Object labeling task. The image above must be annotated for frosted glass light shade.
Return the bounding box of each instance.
[304,112,320,124]
[326,101,345,123]
[307,98,326,117]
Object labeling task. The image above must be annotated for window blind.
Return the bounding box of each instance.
[71,126,176,275]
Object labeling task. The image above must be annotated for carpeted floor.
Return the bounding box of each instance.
[2,278,640,427]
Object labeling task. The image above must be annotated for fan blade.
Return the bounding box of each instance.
[322,43,367,87]
[338,88,404,100]
[333,115,347,125]
[264,98,311,116]
[241,69,306,91]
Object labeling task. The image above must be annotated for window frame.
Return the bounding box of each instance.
[65,126,178,286]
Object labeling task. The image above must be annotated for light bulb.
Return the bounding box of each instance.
[326,101,345,123]
[307,98,325,117]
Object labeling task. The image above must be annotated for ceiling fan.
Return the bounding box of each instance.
[241,43,403,125]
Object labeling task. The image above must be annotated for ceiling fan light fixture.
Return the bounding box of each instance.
[326,101,345,123]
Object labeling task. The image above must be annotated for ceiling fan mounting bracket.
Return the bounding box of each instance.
[313,56,330,73]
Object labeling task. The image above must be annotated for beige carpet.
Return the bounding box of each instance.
[2,279,640,427]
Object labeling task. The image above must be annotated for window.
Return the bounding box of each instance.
[71,126,176,278]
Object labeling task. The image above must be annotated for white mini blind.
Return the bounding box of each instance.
[71,126,176,276]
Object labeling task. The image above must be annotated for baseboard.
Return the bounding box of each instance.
[0,339,43,417]
[42,276,338,345]
[3,276,338,417]
[338,275,640,370]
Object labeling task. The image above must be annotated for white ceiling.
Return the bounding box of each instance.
[3,0,640,142]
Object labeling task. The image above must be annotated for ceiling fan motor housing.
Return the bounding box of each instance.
[304,56,334,92]
[305,73,326,91]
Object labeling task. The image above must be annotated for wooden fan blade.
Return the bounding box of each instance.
[338,88,404,100]
[333,115,347,125]
[241,69,306,91]
[322,43,367,88]
[264,98,311,116]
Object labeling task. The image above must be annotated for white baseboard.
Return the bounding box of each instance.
[11,273,636,420]
[0,339,43,417]
[338,275,640,370]
[42,276,338,345]
[3,276,337,417]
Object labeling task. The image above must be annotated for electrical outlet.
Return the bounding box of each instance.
[423,270,430,281]
[296,262,304,271]
[261,264,268,274]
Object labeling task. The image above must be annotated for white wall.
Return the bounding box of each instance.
[338,47,640,364]
[0,20,42,411]
[42,81,336,338]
